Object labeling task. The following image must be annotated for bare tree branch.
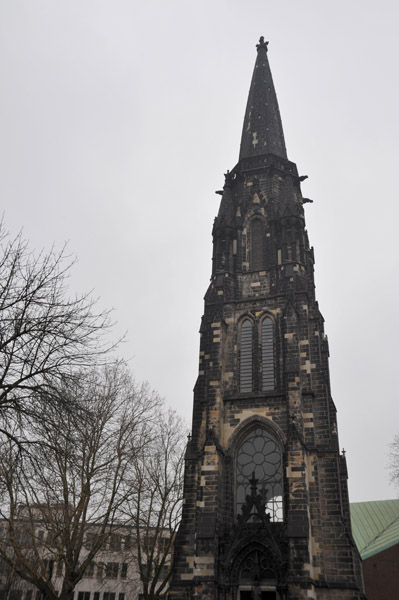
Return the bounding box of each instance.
[0,363,161,600]
[388,433,399,491]
[0,221,119,434]
[124,410,187,600]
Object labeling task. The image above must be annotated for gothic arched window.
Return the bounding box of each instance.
[239,550,277,585]
[240,320,253,392]
[236,427,283,522]
[261,317,274,391]
[250,219,264,271]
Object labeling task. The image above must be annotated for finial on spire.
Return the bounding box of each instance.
[256,36,269,51]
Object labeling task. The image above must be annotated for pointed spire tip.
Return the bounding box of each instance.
[239,36,287,161]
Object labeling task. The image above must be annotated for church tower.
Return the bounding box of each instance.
[170,38,365,600]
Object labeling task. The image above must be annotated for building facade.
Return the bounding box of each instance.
[0,519,170,600]
[350,499,399,600]
[169,39,365,600]
[0,523,139,600]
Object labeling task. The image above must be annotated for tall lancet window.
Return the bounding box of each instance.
[236,427,283,522]
[250,219,264,271]
[240,320,253,392]
[261,317,274,391]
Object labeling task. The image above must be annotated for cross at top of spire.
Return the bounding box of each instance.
[239,37,287,162]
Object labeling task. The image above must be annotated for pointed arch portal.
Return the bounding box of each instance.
[230,545,281,600]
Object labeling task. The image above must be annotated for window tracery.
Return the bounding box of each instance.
[236,427,283,522]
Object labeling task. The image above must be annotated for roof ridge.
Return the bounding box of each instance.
[362,513,399,552]
[352,499,399,505]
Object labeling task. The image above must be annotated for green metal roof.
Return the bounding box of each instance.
[350,499,399,560]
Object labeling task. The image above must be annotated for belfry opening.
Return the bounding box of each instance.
[169,38,365,600]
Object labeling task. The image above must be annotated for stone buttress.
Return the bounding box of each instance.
[169,38,365,600]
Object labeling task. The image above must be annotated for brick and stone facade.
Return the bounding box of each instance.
[169,38,365,600]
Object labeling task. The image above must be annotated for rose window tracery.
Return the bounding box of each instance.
[236,427,283,522]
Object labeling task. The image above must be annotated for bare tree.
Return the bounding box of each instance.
[0,363,160,600]
[0,222,115,436]
[388,433,399,491]
[125,410,186,600]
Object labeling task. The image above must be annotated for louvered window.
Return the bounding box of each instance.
[262,317,274,391]
[240,320,253,392]
[251,219,264,271]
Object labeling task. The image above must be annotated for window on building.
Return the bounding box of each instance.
[143,534,154,550]
[105,562,119,578]
[109,534,121,551]
[159,536,170,553]
[37,530,45,543]
[77,592,90,600]
[118,594,125,600]
[85,532,99,550]
[261,317,274,391]
[84,562,95,578]
[123,535,131,550]
[240,319,253,392]
[251,219,264,271]
[120,563,128,579]
[56,560,63,577]
[103,594,115,600]
[42,559,54,579]
[144,534,170,553]
[0,557,11,575]
[236,427,283,522]
[93,592,100,600]
[17,528,33,547]
[96,563,103,579]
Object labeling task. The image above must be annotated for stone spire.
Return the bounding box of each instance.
[239,37,287,161]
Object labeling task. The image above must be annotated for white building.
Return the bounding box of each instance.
[0,519,171,600]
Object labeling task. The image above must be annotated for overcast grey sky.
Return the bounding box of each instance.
[0,0,398,503]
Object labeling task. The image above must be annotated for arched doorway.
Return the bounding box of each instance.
[226,542,286,600]
[237,548,277,600]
